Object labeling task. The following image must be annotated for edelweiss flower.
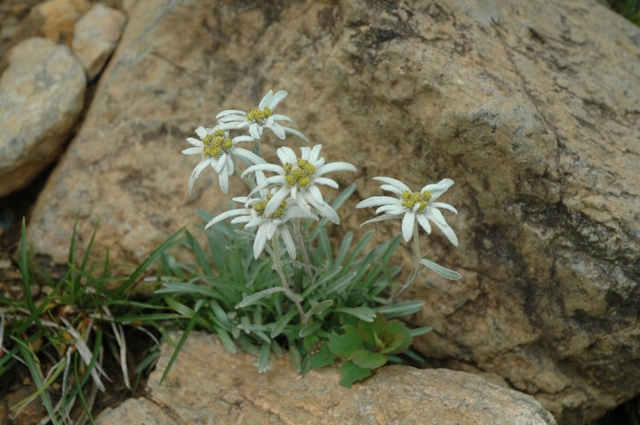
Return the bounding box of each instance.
[242,145,356,224]
[216,90,310,143]
[183,125,264,195]
[356,177,458,246]
[205,182,318,259]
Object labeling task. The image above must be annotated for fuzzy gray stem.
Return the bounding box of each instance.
[272,230,307,326]
[387,223,424,304]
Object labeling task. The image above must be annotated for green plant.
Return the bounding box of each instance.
[154,190,428,377]
[306,313,419,388]
[0,220,183,424]
[622,0,640,25]
[171,89,462,386]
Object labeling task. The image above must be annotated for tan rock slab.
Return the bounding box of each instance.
[72,4,127,80]
[0,37,85,196]
[96,332,557,425]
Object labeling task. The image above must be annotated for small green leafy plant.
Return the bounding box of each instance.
[313,313,415,388]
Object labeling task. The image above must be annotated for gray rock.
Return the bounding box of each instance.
[26,1,640,422]
[72,4,127,80]
[96,332,557,425]
[0,37,85,196]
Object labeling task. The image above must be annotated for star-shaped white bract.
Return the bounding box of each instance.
[183,125,264,195]
[216,90,310,143]
[241,145,356,224]
[356,177,458,246]
[204,180,318,259]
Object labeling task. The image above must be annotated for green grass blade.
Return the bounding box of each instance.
[73,355,96,425]
[160,311,199,384]
[14,339,59,425]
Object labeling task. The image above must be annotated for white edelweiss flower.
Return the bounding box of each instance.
[182,125,264,195]
[204,181,318,259]
[241,144,356,224]
[216,90,310,143]
[356,177,458,246]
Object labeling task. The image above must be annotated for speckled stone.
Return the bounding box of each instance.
[0,37,85,196]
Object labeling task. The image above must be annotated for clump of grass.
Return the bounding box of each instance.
[0,220,183,424]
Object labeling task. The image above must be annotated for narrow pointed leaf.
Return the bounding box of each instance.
[236,287,286,308]
[420,258,462,280]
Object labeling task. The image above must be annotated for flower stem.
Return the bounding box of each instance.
[272,230,307,326]
[387,223,424,304]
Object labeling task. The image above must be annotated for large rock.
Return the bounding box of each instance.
[72,4,127,80]
[0,37,85,197]
[27,0,639,423]
[96,332,557,425]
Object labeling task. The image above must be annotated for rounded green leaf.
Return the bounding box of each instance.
[357,314,388,344]
[328,325,363,357]
[338,360,372,388]
[384,320,412,355]
[350,349,387,369]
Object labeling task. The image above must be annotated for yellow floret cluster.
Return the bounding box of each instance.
[245,106,273,123]
[284,159,316,187]
[202,129,233,158]
[253,193,287,218]
[401,190,432,212]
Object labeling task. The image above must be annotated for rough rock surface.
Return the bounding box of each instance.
[29,0,91,45]
[96,332,557,425]
[72,4,127,80]
[0,385,47,425]
[26,0,639,423]
[0,37,85,197]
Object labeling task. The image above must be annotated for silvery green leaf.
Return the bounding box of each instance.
[304,300,333,321]
[270,310,298,338]
[299,321,323,338]
[215,326,237,354]
[258,343,272,373]
[334,306,376,322]
[235,287,286,308]
[409,327,433,337]
[419,259,462,280]
[375,301,425,318]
